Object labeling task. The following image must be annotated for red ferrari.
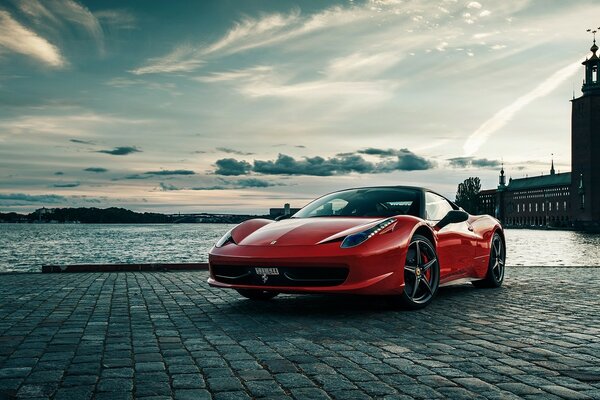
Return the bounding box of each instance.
[208,186,505,309]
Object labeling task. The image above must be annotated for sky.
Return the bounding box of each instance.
[0,0,599,214]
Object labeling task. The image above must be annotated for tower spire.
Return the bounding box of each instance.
[550,154,555,175]
[498,162,506,188]
[582,28,600,95]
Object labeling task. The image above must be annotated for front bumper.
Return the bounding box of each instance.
[208,242,407,295]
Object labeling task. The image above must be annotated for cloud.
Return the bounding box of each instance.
[358,148,398,157]
[159,182,179,191]
[253,153,374,176]
[448,157,501,168]
[119,174,151,180]
[213,149,434,177]
[97,146,141,155]
[94,9,136,30]
[463,58,584,156]
[234,178,277,188]
[0,193,66,203]
[144,169,195,176]
[15,0,105,52]
[216,147,254,156]
[357,148,435,170]
[0,10,66,68]
[130,44,205,75]
[377,149,435,171]
[70,138,95,145]
[159,177,279,191]
[55,0,104,52]
[84,167,108,173]
[53,182,80,188]
[132,5,375,75]
[195,66,273,83]
[214,158,252,176]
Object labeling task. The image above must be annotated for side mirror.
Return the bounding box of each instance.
[275,214,292,221]
[435,210,468,230]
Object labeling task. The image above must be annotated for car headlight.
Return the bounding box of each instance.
[215,228,235,248]
[340,218,396,248]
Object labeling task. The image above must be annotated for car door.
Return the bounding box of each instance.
[425,192,476,281]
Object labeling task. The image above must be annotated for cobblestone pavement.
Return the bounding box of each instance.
[0,268,599,400]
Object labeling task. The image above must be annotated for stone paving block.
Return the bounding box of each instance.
[53,385,94,400]
[134,380,172,397]
[97,377,134,392]
[245,379,287,397]
[94,391,133,400]
[172,373,206,389]
[1,269,600,400]
[135,361,165,372]
[541,385,593,399]
[207,376,245,392]
[497,382,545,395]
[61,375,98,387]
[213,390,252,400]
[329,389,371,399]
[174,388,212,400]
[290,387,331,399]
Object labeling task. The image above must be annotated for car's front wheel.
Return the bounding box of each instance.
[473,232,505,288]
[396,234,440,310]
[236,289,279,300]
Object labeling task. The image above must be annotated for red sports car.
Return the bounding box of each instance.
[208,186,505,309]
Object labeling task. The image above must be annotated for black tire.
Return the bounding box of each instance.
[473,232,505,288]
[236,289,279,300]
[395,234,440,310]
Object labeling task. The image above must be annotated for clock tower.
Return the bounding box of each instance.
[571,37,600,229]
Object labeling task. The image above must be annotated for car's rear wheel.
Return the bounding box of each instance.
[396,234,440,310]
[236,289,279,300]
[473,232,505,288]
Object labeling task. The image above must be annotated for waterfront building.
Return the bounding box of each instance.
[479,38,600,230]
[269,203,301,218]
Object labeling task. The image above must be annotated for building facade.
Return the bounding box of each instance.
[479,39,600,230]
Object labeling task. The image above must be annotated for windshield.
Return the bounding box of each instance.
[293,187,421,218]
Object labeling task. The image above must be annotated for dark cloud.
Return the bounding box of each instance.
[119,174,151,180]
[192,150,207,154]
[159,178,279,191]
[216,147,254,156]
[70,139,95,145]
[232,178,276,188]
[97,146,141,155]
[214,158,252,176]
[335,152,355,157]
[448,157,500,169]
[84,167,108,173]
[472,158,501,168]
[295,145,306,148]
[54,171,64,175]
[159,182,179,191]
[0,193,66,203]
[378,149,435,171]
[144,169,195,176]
[358,148,398,157]
[53,182,80,188]
[253,154,374,176]
[250,151,433,176]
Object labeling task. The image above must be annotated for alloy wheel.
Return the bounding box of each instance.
[404,239,439,304]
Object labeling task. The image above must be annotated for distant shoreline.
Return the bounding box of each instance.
[0,207,268,224]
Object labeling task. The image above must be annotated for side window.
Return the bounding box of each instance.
[310,198,348,216]
[425,192,453,221]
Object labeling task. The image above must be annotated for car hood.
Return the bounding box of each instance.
[236,217,383,246]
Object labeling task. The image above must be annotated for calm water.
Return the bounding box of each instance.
[0,224,599,273]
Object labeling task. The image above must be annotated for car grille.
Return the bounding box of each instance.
[211,265,349,287]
